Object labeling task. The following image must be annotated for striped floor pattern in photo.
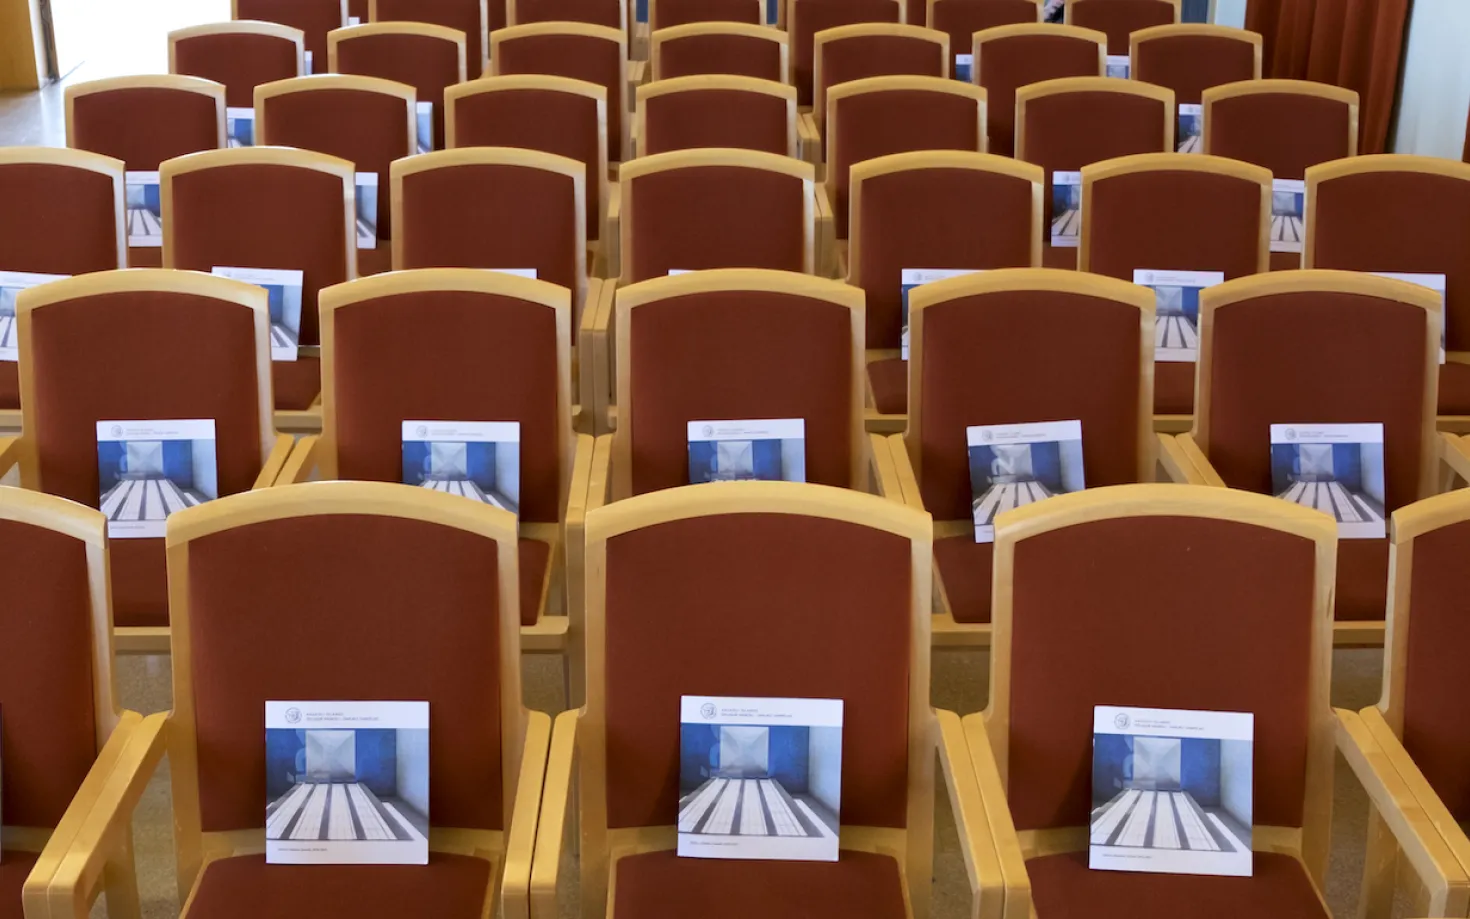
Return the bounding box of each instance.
[1089,789,1241,852]
[266,782,427,842]
[1051,209,1080,240]
[677,777,836,839]
[973,481,1053,527]
[1277,480,1384,526]
[417,477,513,510]
[100,477,206,523]
[1271,215,1304,246]
[0,313,14,351]
[1155,314,1199,353]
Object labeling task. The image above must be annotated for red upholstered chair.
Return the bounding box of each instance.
[0,147,126,427]
[971,23,1104,158]
[371,0,491,77]
[49,482,550,918]
[490,23,630,162]
[1303,156,1470,427]
[959,483,1350,918]
[233,0,347,73]
[64,75,227,270]
[1165,271,1443,647]
[928,0,1038,69]
[162,146,357,432]
[1202,80,1359,272]
[1335,489,1470,916]
[874,270,1155,646]
[533,479,996,919]
[787,0,902,108]
[1130,24,1260,116]
[845,151,1043,430]
[635,76,797,158]
[810,23,948,143]
[510,0,625,32]
[1079,152,1269,427]
[647,0,760,35]
[255,74,416,278]
[649,22,789,83]
[1014,76,1173,269]
[0,488,168,919]
[1064,0,1178,56]
[328,22,468,154]
[0,270,292,652]
[169,21,306,110]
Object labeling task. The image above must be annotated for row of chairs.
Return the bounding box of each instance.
[7,476,1470,916]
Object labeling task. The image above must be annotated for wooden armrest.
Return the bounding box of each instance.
[960,712,1031,917]
[1439,433,1470,488]
[629,59,647,89]
[937,709,1005,919]
[1167,432,1225,486]
[886,433,925,509]
[797,112,821,168]
[869,432,903,501]
[530,709,580,919]
[814,182,835,279]
[0,435,22,477]
[586,434,612,512]
[502,709,554,919]
[45,712,169,918]
[252,433,296,488]
[1336,707,1470,914]
[605,184,622,282]
[581,281,617,434]
[274,435,318,485]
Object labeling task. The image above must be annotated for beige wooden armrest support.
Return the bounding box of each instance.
[44,712,169,919]
[869,432,904,501]
[798,112,821,168]
[937,709,1005,919]
[629,59,648,92]
[814,183,836,278]
[255,433,296,487]
[960,713,1032,919]
[530,708,579,919]
[502,710,554,919]
[885,433,924,508]
[581,280,617,434]
[0,435,20,476]
[1166,433,1226,486]
[1335,707,1470,915]
[279,435,320,484]
[1438,433,1470,486]
[1155,432,1205,484]
[605,185,623,284]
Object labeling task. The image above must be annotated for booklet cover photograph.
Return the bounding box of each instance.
[1177,105,1203,153]
[1271,179,1305,252]
[1271,423,1386,538]
[1135,269,1224,363]
[1051,172,1081,246]
[97,419,217,538]
[402,421,520,512]
[0,271,68,362]
[968,420,1084,543]
[678,696,842,861]
[125,172,162,247]
[356,174,379,249]
[688,419,806,483]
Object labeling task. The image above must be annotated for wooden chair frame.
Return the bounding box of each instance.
[327,21,470,87]
[1013,76,1175,162]
[647,22,790,84]
[1062,0,1180,26]
[488,23,630,163]
[872,269,1155,648]
[645,0,756,38]
[64,74,229,154]
[509,0,628,36]
[1127,22,1264,88]
[929,0,1040,35]
[1201,78,1360,161]
[958,484,1338,917]
[531,480,1000,919]
[634,74,798,159]
[786,0,907,89]
[969,22,1106,88]
[170,21,308,81]
[1161,270,1444,646]
[254,72,419,157]
[231,0,349,29]
[811,23,950,126]
[368,0,489,74]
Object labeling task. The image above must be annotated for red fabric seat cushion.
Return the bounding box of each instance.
[935,535,993,625]
[184,853,492,918]
[1439,361,1470,415]
[518,536,551,626]
[1336,537,1388,621]
[1028,850,1328,919]
[1269,251,1301,272]
[868,357,907,416]
[1154,361,1194,415]
[0,851,39,919]
[272,357,321,411]
[613,849,906,919]
[112,537,168,628]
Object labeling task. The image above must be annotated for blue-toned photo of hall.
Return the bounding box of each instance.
[678,723,840,840]
[266,727,429,843]
[1091,734,1252,854]
[403,438,519,511]
[98,438,216,524]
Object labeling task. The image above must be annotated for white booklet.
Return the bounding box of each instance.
[226,107,255,148]
[1051,171,1082,248]
[1091,705,1254,877]
[265,700,429,865]
[415,101,433,154]
[968,420,1083,543]
[954,53,973,83]
[1270,422,1385,539]
[304,50,314,74]
[97,419,217,539]
[1106,55,1130,79]
[490,268,537,279]
[677,695,842,861]
[900,268,981,360]
[1270,179,1305,254]
[1177,104,1202,154]
[211,266,303,361]
[688,418,805,483]
[0,271,68,362]
[402,420,520,513]
[125,171,163,247]
[1133,269,1225,363]
[1371,271,1445,364]
[356,173,379,249]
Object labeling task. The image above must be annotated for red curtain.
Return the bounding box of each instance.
[1245,0,1412,154]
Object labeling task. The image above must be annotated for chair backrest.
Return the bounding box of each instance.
[162,146,358,349]
[1304,156,1470,357]
[446,75,608,246]
[164,481,524,892]
[636,76,796,158]
[328,23,468,153]
[390,148,586,315]
[1194,271,1440,515]
[787,0,902,107]
[904,269,1153,520]
[256,74,417,247]
[0,488,115,834]
[972,24,1104,158]
[619,149,814,283]
[371,0,490,76]
[170,21,306,109]
[648,0,760,34]
[1065,0,1179,55]
[1130,24,1261,105]
[649,22,788,83]
[828,75,987,239]
[1080,152,1269,281]
[0,147,126,276]
[847,151,1042,349]
[15,270,274,507]
[65,75,227,170]
[1203,79,1359,180]
[929,0,1038,67]
[612,270,864,497]
[511,0,625,31]
[812,23,948,126]
[233,0,346,73]
[490,23,629,161]
[985,484,1336,881]
[578,481,933,915]
[318,269,573,525]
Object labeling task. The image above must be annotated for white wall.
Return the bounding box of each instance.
[1211,0,1246,28]
[495,441,520,507]
[1219,739,1253,825]
[396,729,431,815]
[807,727,842,813]
[1392,0,1470,158]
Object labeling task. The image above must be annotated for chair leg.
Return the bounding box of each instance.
[1357,808,1399,919]
[102,831,144,919]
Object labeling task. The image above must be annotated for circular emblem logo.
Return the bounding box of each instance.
[1284,427,1297,441]
[700,702,717,719]
[110,424,124,437]
[416,425,428,438]
[1114,712,1130,729]
[702,425,714,438]
[981,430,993,443]
[285,707,302,724]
